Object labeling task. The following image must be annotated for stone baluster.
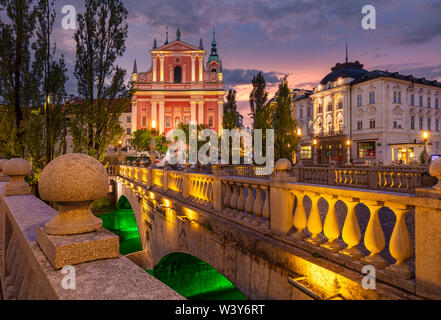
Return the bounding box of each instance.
[252,185,263,223]
[262,186,270,224]
[362,201,387,268]
[236,183,246,216]
[244,184,255,219]
[292,191,307,239]
[321,195,341,252]
[340,198,362,260]
[2,159,32,196]
[386,205,413,279]
[229,183,238,212]
[206,180,213,204]
[306,193,323,246]
[223,182,232,212]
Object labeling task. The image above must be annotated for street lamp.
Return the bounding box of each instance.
[296,128,302,166]
[345,139,351,165]
[423,131,430,163]
[150,120,158,164]
[313,139,318,165]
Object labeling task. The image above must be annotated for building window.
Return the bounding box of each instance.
[327,103,333,112]
[357,121,363,130]
[369,120,375,129]
[398,91,401,104]
[301,146,312,159]
[393,91,397,103]
[299,108,303,118]
[436,119,439,131]
[428,97,431,108]
[419,117,423,130]
[428,118,431,130]
[174,66,182,83]
[369,91,375,104]
[126,128,131,135]
[175,117,181,126]
[410,94,415,106]
[184,116,190,125]
[127,116,131,123]
[358,142,376,159]
[208,116,214,128]
[357,94,362,107]
[337,98,343,109]
[142,116,147,127]
[318,103,323,114]
[419,95,423,107]
[410,116,415,130]
[393,121,397,128]
[307,107,312,117]
[436,98,439,109]
[165,116,171,128]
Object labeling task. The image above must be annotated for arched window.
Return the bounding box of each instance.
[211,68,217,73]
[174,66,182,83]
[175,117,181,126]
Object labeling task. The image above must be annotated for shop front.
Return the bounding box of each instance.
[390,143,425,164]
[357,141,376,161]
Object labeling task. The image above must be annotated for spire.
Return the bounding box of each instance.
[176,28,181,41]
[153,38,157,49]
[199,38,204,49]
[164,26,169,45]
[132,59,137,74]
[208,26,219,63]
[345,43,348,63]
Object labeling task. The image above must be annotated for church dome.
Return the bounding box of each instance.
[320,61,368,85]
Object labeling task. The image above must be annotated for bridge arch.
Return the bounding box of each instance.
[150,252,247,300]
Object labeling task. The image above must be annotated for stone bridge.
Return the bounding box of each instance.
[111,161,441,300]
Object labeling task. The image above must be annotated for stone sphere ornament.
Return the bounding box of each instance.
[39,154,109,236]
[3,158,32,195]
[0,158,9,181]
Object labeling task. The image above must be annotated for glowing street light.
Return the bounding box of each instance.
[423,131,430,163]
[151,120,157,129]
[345,139,352,165]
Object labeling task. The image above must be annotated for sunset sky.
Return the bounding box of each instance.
[48,0,441,127]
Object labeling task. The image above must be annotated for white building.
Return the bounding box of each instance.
[294,59,441,164]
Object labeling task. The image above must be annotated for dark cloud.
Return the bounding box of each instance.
[223,68,284,87]
[295,81,318,89]
[372,63,441,81]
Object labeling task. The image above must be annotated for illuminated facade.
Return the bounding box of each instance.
[295,59,441,164]
[131,29,226,137]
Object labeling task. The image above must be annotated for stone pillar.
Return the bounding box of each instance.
[182,173,189,199]
[151,101,157,128]
[159,101,165,133]
[160,55,164,82]
[191,55,196,82]
[191,101,197,124]
[199,56,203,82]
[2,159,32,196]
[198,101,204,125]
[36,154,119,270]
[152,55,157,82]
[218,100,223,135]
[212,177,223,212]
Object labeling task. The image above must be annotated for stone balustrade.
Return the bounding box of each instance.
[0,156,183,300]
[117,159,441,298]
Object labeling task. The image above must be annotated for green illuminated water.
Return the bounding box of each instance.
[97,197,142,255]
[147,253,247,300]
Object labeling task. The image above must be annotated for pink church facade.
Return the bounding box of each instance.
[131,29,226,137]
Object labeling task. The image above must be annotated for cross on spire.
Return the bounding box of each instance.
[346,43,348,63]
[164,26,169,45]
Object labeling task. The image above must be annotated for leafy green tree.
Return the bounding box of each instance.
[0,0,36,157]
[129,129,153,151]
[249,72,268,130]
[71,0,129,161]
[223,89,239,130]
[32,0,68,164]
[273,76,297,161]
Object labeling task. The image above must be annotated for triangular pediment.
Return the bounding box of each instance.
[153,40,202,52]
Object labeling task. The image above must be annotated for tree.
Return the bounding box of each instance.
[32,0,68,164]
[273,76,297,161]
[71,0,129,161]
[223,89,239,130]
[0,0,36,157]
[128,129,168,154]
[249,72,268,130]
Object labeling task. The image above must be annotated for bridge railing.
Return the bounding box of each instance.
[117,160,441,297]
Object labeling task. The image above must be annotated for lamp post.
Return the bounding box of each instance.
[423,131,430,164]
[150,120,158,164]
[296,128,303,166]
[345,139,352,166]
[313,138,318,165]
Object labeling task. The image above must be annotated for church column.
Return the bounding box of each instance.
[159,101,165,133]
[151,101,157,128]
[191,55,196,82]
[190,101,197,124]
[132,100,138,133]
[198,101,204,125]
[152,55,157,82]
[199,55,203,82]
[160,55,164,82]
[218,100,223,135]
[182,65,187,83]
